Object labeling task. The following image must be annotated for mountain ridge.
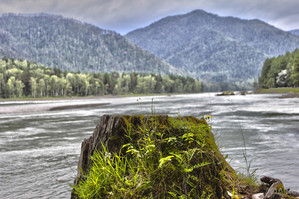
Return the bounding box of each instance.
[1,11,299,85]
[126,9,299,82]
[0,13,182,75]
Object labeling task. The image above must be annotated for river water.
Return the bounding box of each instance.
[0,93,298,198]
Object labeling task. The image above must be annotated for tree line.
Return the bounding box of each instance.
[259,49,299,88]
[0,58,202,98]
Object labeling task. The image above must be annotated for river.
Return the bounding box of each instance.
[0,93,298,198]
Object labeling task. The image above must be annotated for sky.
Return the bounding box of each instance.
[0,0,299,34]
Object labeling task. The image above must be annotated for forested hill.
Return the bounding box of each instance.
[259,49,299,88]
[0,58,202,98]
[126,9,299,82]
[0,13,180,75]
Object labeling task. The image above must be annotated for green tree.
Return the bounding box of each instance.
[110,72,119,94]
[135,75,146,93]
[80,74,89,96]
[15,80,24,97]
[58,77,67,96]
[21,64,31,96]
[0,73,5,97]
[49,75,58,96]
[37,79,46,97]
[66,73,75,94]
[144,75,156,93]
[7,76,16,97]
[120,73,130,93]
[163,76,175,93]
[103,73,111,94]
[259,58,273,88]
[92,80,104,95]
[44,75,50,97]
[154,74,163,93]
[174,78,183,93]
[30,77,37,97]
[291,52,299,86]
[130,72,138,92]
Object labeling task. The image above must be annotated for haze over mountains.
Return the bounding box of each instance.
[0,10,299,87]
[0,13,179,75]
[126,9,299,82]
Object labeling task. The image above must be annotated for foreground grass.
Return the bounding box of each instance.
[72,116,257,199]
[256,87,299,94]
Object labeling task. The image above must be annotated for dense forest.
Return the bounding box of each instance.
[259,49,299,88]
[0,58,202,98]
[126,9,299,83]
[0,13,181,75]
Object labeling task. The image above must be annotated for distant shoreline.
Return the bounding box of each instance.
[49,103,111,111]
[0,95,121,102]
[0,93,186,102]
[1,89,299,103]
[2,89,299,103]
[0,93,192,114]
[255,88,299,98]
[255,87,299,94]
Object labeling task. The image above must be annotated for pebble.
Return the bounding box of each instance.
[252,193,264,199]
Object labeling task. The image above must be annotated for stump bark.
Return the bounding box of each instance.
[70,115,169,198]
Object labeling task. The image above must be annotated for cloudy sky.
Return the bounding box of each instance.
[0,0,298,34]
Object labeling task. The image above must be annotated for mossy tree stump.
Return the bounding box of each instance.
[71,115,236,199]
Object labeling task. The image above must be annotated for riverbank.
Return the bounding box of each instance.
[255,88,299,98]
[255,87,299,94]
[0,93,188,102]
[0,93,194,114]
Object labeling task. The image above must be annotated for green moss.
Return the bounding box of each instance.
[72,115,237,198]
[223,91,235,95]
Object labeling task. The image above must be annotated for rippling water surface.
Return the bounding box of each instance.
[0,93,298,198]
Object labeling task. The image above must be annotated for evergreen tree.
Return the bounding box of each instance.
[291,52,299,86]
[130,72,138,92]
[259,58,273,88]
[259,49,299,88]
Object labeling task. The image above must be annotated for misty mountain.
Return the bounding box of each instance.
[0,13,181,75]
[289,29,299,36]
[126,9,299,82]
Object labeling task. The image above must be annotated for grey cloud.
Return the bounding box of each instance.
[0,0,299,33]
